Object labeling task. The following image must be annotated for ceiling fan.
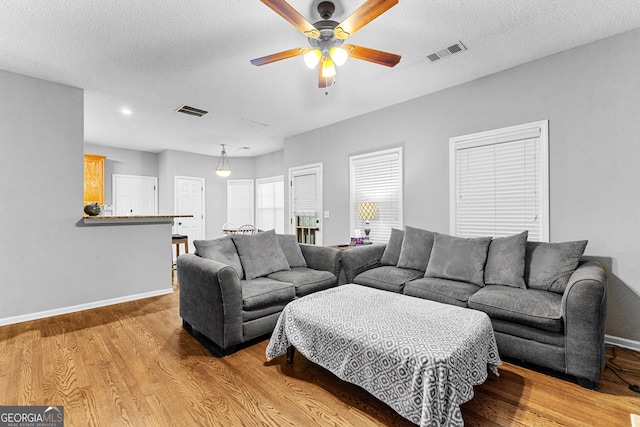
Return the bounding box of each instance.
[250,0,401,89]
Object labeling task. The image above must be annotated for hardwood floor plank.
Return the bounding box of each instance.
[1,278,639,426]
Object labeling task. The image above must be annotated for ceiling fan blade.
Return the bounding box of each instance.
[260,0,320,38]
[318,66,334,88]
[345,44,401,67]
[250,47,309,66]
[334,0,398,40]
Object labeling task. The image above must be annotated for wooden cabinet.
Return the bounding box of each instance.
[84,154,106,205]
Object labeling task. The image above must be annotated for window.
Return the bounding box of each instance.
[450,120,549,241]
[256,175,284,233]
[227,179,254,227]
[349,147,403,244]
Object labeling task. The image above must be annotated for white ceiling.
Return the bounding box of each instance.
[2,1,640,158]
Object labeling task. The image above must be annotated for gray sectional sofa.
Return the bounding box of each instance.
[340,226,608,390]
[177,230,340,355]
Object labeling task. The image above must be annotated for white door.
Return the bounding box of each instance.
[289,163,322,245]
[174,176,205,253]
[113,174,158,216]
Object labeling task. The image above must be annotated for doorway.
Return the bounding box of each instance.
[289,163,323,245]
[174,176,205,253]
[112,174,158,216]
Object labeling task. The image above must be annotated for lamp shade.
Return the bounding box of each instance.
[358,201,378,221]
[215,144,231,177]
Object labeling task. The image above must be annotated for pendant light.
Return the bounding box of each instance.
[215,144,231,177]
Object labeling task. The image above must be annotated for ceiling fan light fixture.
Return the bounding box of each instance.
[303,49,322,69]
[329,46,348,66]
[321,58,336,78]
[215,144,232,177]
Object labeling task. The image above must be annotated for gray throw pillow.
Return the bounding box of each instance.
[380,228,404,266]
[276,234,307,268]
[194,236,244,279]
[425,233,492,286]
[484,231,528,288]
[396,226,435,272]
[232,229,291,280]
[525,240,588,293]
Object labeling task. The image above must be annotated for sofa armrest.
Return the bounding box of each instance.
[299,244,341,278]
[340,244,386,283]
[561,260,607,387]
[177,253,243,349]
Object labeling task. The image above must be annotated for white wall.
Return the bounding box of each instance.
[0,71,172,324]
[284,29,640,343]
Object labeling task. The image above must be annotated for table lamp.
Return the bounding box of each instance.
[358,201,378,241]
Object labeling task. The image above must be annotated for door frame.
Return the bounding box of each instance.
[173,175,205,239]
[288,163,323,245]
[112,174,158,216]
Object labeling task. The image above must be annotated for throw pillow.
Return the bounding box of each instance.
[232,229,291,280]
[525,240,588,293]
[484,231,528,288]
[194,236,244,279]
[425,233,492,286]
[380,228,404,266]
[396,226,435,272]
[276,234,307,268]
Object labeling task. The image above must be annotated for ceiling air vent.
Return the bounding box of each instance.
[175,105,209,118]
[427,41,467,63]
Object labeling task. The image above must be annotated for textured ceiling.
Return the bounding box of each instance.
[2,1,640,157]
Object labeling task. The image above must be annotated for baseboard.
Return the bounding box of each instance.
[605,334,640,352]
[0,288,174,327]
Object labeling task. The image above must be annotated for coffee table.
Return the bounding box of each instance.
[266,284,501,427]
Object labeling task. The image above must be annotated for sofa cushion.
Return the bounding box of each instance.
[276,234,307,268]
[268,267,337,297]
[403,277,481,308]
[525,240,588,293]
[354,266,423,293]
[468,285,563,333]
[424,233,492,286]
[241,277,295,311]
[193,236,244,279]
[232,230,290,280]
[396,226,435,272]
[484,231,528,288]
[380,228,404,266]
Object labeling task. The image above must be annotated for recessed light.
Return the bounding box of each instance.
[121,108,132,115]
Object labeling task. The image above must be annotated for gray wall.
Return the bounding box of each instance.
[84,143,159,206]
[158,150,256,239]
[0,71,172,324]
[284,29,640,343]
[255,150,284,179]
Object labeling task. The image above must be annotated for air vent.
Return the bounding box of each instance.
[175,105,209,117]
[427,41,467,63]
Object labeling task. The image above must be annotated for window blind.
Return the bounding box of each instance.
[450,120,549,242]
[349,147,403,243]
[292,173,317,215]
[227,179,254,226]
[256,176,284,233]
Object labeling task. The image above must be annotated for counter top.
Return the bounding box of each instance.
[82,215,193,225]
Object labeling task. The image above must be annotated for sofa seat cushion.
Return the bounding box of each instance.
[243,303,288,322]
[403,277,481,307]
[353,266,423,293]
[241,278,296,311]
[468,285,563,333]
[490,319,565,347]
[267,268,337,297]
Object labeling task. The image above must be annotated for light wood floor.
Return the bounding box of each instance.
[1,276,639,426]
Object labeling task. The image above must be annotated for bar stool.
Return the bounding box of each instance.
[172,234,189,269]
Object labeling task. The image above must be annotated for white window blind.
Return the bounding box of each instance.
[227,179,254,226]
[256,176,284,233]
[292,173,317,214]
[450,120,549,241]
[349,147,403,243]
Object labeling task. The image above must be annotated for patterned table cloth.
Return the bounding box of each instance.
[266,284,501,427]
